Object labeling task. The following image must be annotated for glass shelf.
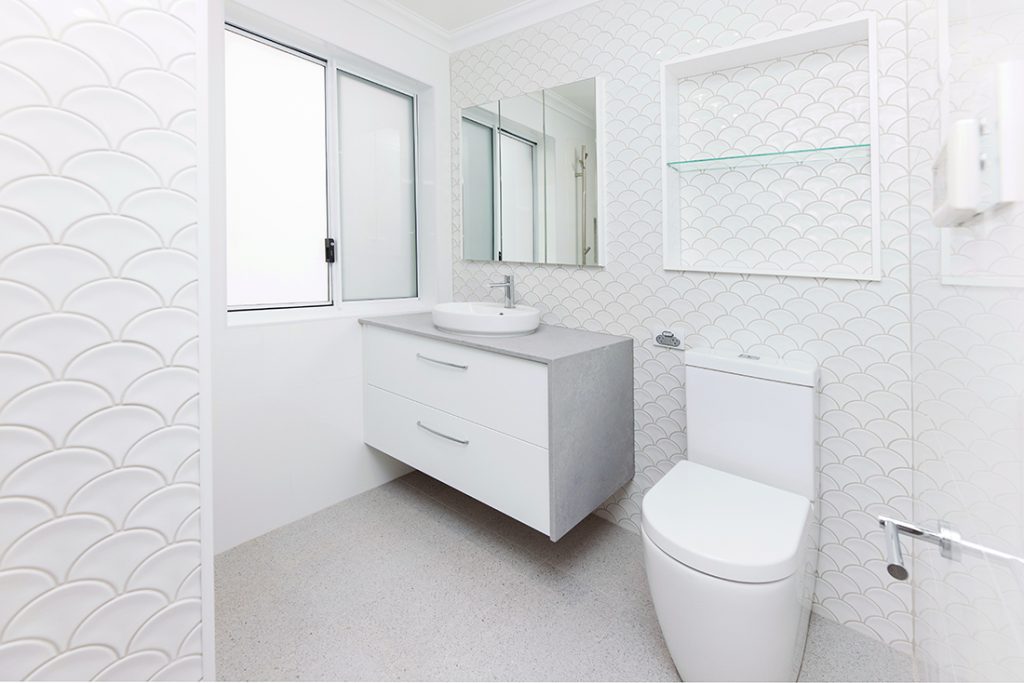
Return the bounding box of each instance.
[667,144,871,172]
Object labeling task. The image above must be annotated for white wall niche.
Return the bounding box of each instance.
[661,16,883,281]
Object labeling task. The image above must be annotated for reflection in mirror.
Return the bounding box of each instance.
[460,77,601,266]
[461,104,497,261]
[497,93,546,263]
[544,78,598,266]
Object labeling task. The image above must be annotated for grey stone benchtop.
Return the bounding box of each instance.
[359,312,631,364]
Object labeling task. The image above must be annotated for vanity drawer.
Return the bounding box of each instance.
[363,325,548,447]
[364,385,550,534]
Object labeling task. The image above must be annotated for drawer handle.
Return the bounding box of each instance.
[416,353,468,370]
[416,421,470,445]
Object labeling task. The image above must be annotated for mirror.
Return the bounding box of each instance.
[460,77,601,266]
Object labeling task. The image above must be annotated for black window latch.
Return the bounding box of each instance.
[324,237,336,263]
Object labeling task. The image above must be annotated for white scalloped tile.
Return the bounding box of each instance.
[0,428,52,482]
[61,151,162,209]
[123,484,199,540]
[121,309,198,362]
[119,70,192,126]
[0,641,59,682]
[128,599,200,654]
[65,405,164,462]
[94,650,169,682]
[71,591,167,654]
[119,10,194,69]
[123,426,198,480]
[28,1,107,35]
[174,453,199,485]
[2,517,114,580]
[0,178,109,241]
[123,368,197,421]
[5,580,117,648]
[0,68,48,114]
[26,646,117,682]
[1,314,110,372]
[126,543,201,597]
[174,510,200,542]
[0,39,108,101]
[0,499,53,558]
[0,570,54,628]
[120,130,195,184]
[65,344,165,399]
[63,280,164,334]
[2,382,112,443]
[0,136,49,186]
[152,654,200,682]
[172,395,198,426]
[0,3,202,676]
[63,88,162,147]
[0,0,48,42]
[0,355,51,406]
[66,468,166,526]
[68,530,168,589]
[0,108,109,170]
[178,622,201,653]
[1,449,111,512]
[62,23,162,82]
[62,216,163,273]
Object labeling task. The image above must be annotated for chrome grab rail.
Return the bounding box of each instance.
[416,353,468,370]
[416,421,469,446]
[879,515,1024,581]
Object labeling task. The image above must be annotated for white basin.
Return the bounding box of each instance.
[432,301,541,337]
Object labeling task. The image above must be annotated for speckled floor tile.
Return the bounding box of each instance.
[798,613,914,681]
[217,474,913,682]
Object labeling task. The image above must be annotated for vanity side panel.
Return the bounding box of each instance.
[548,338,635,540]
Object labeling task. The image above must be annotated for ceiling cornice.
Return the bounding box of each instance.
[344,0,600,54]
[343,0,453,51]
[449,0,600,51]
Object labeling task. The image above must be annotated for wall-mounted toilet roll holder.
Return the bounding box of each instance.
[878,515,1024,581]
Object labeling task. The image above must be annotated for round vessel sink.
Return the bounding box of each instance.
[432,302,541,337]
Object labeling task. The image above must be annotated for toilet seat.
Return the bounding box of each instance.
[642,461,812,583]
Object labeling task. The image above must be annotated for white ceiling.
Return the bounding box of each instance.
[387,0,528,31]
[354,0,600,50]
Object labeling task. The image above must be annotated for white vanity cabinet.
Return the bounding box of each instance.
[361,314,634,541]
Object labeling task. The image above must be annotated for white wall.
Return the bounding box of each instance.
[212,0,451,553]
[0,1,207,678]
[910,1,1024,679]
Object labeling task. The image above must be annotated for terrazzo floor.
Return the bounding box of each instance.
[215,472,914,681]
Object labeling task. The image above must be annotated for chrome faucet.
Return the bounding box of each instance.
[488,274,516,309]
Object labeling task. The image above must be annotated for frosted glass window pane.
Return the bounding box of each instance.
[225,29,329,309]
[461,118,494,260]
[338,72,417,301]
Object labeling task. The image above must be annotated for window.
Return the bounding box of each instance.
[337,73,418,301]
[224,25,419,311]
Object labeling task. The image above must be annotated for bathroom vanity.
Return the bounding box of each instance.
[360,313,634,540]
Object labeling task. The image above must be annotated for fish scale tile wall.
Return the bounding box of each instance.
[0,1,203,679]
[907,0,1024,679]
[452,0,917,650]
[675,42,875,277]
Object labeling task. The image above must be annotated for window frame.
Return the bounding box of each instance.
[336,69,420,302]
[223,16,424,317]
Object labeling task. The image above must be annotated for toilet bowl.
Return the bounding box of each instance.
[642,350,819,681]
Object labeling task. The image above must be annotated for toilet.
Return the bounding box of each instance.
[642,349,819,682]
